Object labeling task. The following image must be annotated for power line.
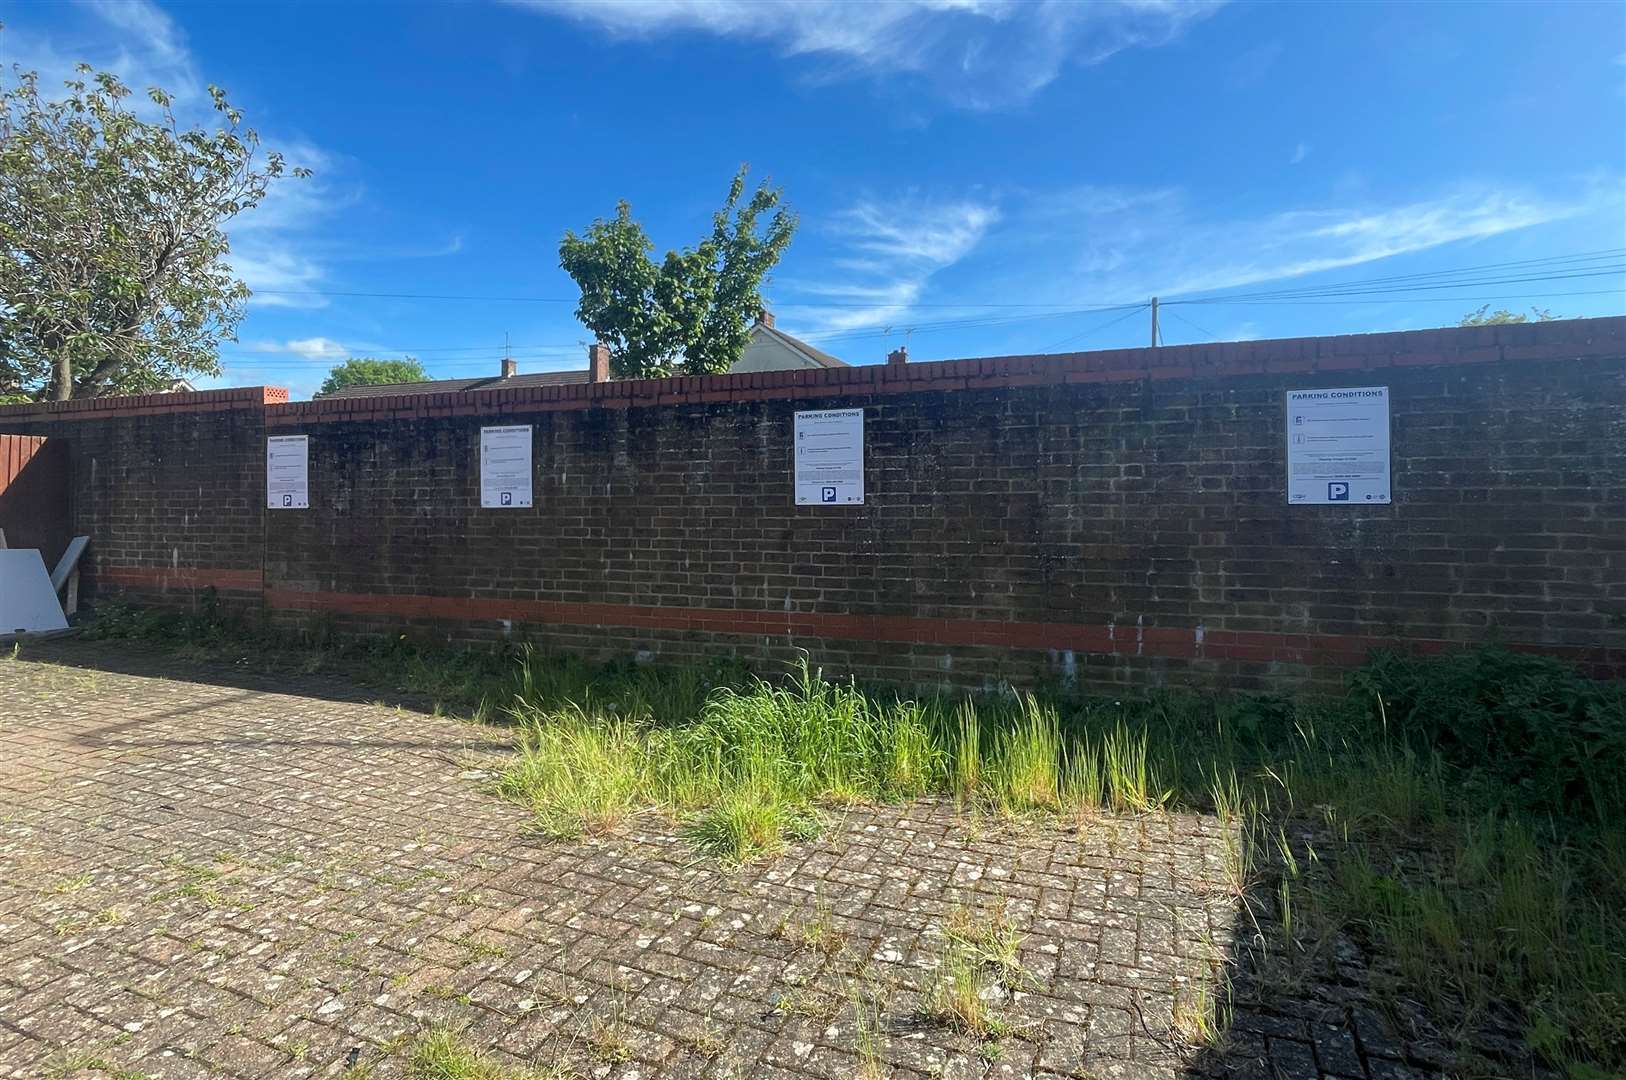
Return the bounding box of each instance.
[1039,305,1151,351]
[250,250,1623,309]
[1176,288,1626,307]
[1175,268,1624,304]
[224,248,1623,380]
[1169,261,1624,306]
[251,289,577,304]
[222,344,582,360]
[1161,309,1218,341]
[220,286,1621,374]
[250,287,1118,311]
[231,281,1619,366]
[1163,248,1626,305]
[797,303,1146,344]
[222,357,581,375]
[238,250,1623,351]
[220,351,580,368]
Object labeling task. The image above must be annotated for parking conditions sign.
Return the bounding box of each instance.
[1285,386,1391,505]
[480,425,533,508]
[266,435,309,509]
[794,408,864,505]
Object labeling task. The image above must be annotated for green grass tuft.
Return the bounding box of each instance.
[407,1025,567,1080]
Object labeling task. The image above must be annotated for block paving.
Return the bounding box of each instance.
[1,644,1440,1079]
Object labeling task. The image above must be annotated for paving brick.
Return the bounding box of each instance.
[0,642,1451,1078]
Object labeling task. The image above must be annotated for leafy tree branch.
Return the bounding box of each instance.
[0,60,309,400]
[559,165,796,379]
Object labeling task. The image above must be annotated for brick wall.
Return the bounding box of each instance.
[0,388,283,608]
[3,320,1622,689]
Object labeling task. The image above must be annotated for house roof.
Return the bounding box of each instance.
[753,322,848,368]
[316,371,589,399]
[313,324,844,401]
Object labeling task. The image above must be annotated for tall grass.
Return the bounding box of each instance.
[498,662,1178,851]
[492,647,1625,1077]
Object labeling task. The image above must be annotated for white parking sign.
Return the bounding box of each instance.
[794,409,864,505]
[480,425,533,508]
[1285,386,1391,505]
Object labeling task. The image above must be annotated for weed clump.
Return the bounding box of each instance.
[1351,646,1626,821]
[493,648,1625,1076]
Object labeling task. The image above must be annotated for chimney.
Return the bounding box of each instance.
[500,356,518,378]
[587,342,611,384]
[756,308,775,329]
[887,345,908,366]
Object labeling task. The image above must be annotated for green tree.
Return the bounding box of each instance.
[0,63,308,401]
[317,357,429,396]
[559,166,797,379]
[1459,305,1560,326]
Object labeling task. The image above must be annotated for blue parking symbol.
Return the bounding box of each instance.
[821,486,837,503]
[1327,482,1350,501]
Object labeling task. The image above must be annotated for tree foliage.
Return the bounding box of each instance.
[318,357,429,397]
[1459,305,1560,326]
[0,63,308,401]
[559,166,797,379]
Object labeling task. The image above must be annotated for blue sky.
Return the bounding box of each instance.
[2,0,1623,398]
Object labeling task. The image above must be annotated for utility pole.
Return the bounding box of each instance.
[1150,297,1160,348]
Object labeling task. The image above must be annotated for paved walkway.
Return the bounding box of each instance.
[0,644,1422,1079]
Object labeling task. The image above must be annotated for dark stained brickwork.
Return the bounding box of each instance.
[3,321,1623,689]
[0,388,276,611]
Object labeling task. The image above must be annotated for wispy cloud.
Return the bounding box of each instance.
[771,178,1615,346]
[1289,141,1310,165]
[508,0,1223,109]
[1169,187,1589,296]
[3,0,204,108]
[779,196,999,333]
[1229,40,1282,88]
[80,0,193,72]
[243,337,349,361]
[1000,180,1611,305]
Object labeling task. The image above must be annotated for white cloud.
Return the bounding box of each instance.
[1289,141,1310,165]
[779,197,999,332]
[245,337,349,361]
[509,0,1223,108]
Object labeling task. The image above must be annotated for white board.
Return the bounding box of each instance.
[266,435,309,509]
[481,425,533,508]
[0,549,69,634]
[1285,386,1391,504]
[794,408,865,505]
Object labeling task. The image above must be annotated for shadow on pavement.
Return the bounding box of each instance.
[10,638,514,754]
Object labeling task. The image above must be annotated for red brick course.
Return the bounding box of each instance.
[261,586,1626,679]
